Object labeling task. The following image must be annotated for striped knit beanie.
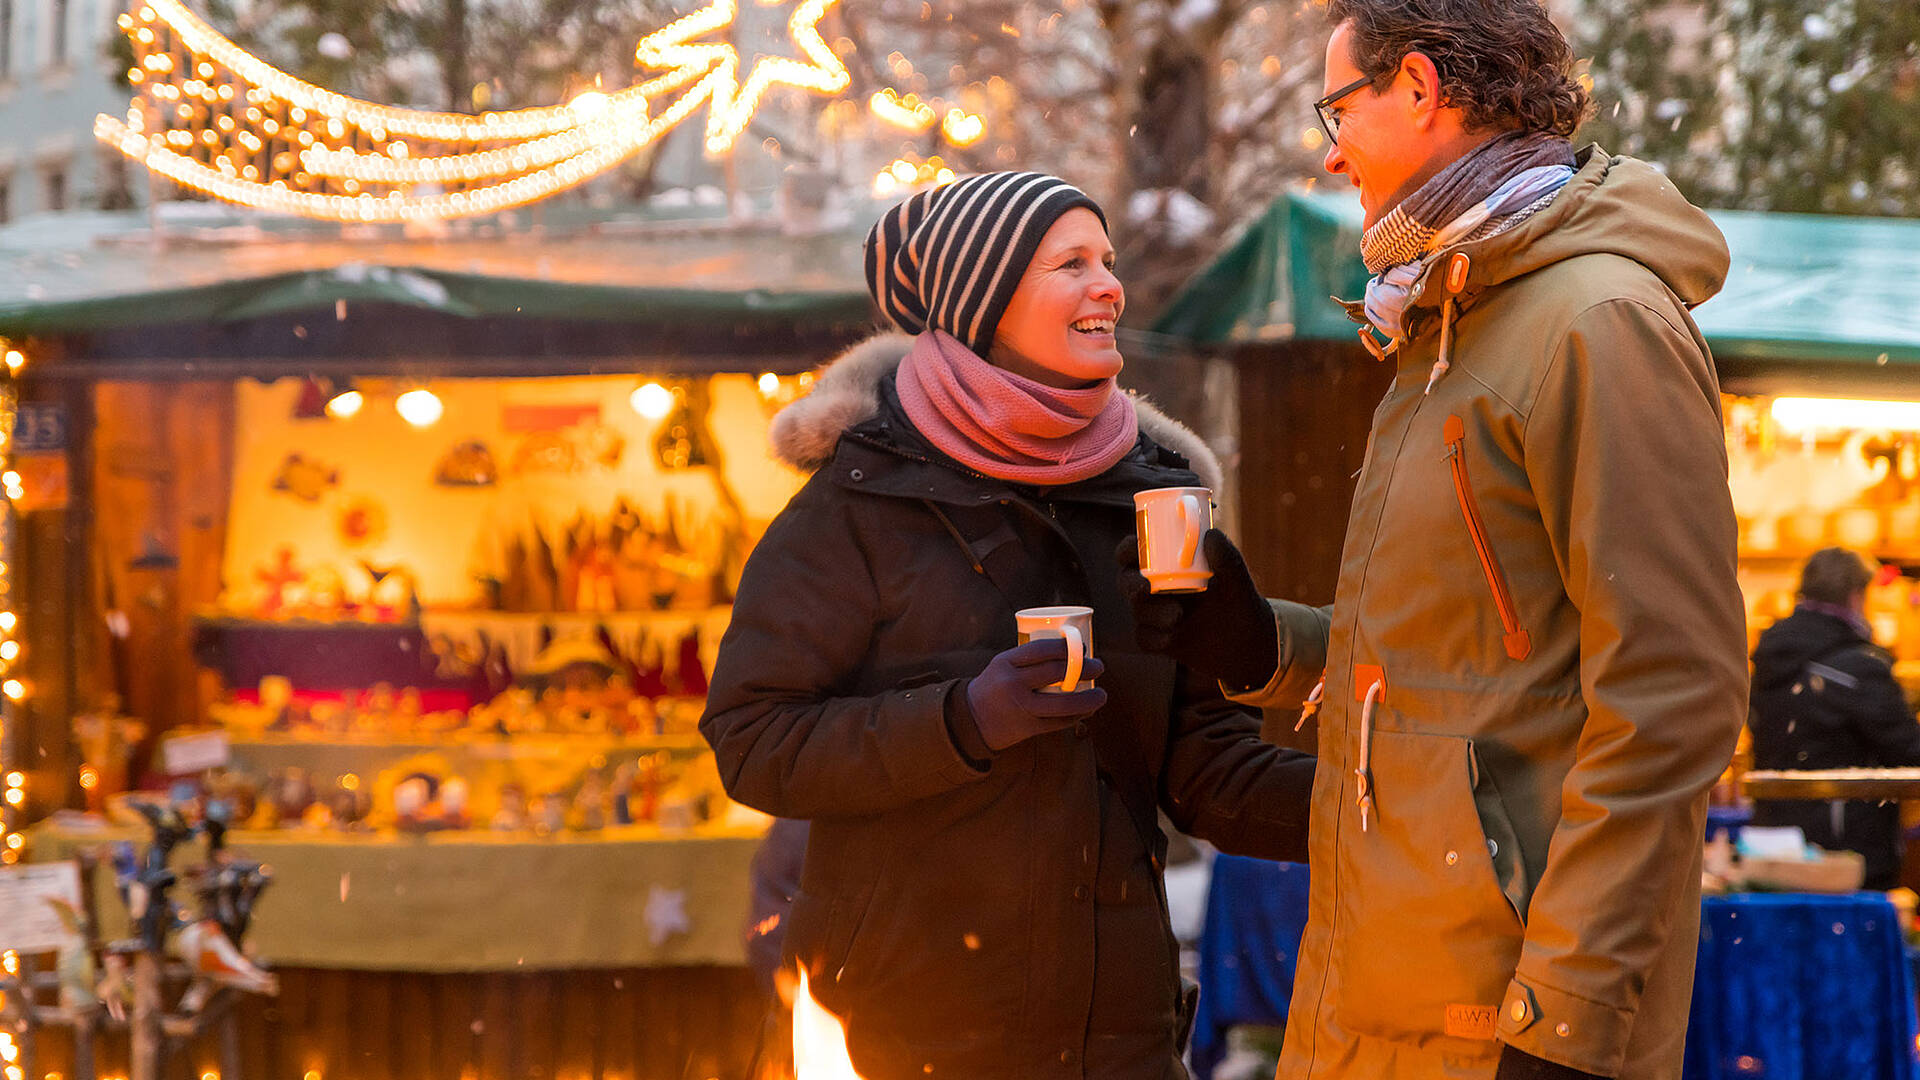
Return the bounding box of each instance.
[865,172,1107,357]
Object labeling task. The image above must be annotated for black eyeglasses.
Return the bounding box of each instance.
[1314,74,1374,145]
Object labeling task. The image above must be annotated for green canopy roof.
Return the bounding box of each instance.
[1153,189,1920,366]
[0,209,872,337]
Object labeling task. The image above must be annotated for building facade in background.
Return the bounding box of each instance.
[0,0,139,223]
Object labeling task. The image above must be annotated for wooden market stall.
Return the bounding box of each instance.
[0,205,877,1080]
[1151,184,1920,818]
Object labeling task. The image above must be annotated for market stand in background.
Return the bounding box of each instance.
[0,202,875,1080]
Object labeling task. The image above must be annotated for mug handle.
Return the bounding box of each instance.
[1178,495,1202,568]
[1059,625,1084,693]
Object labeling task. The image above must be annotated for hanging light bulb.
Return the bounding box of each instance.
[395,388,444,427]
[630,381,674,421]
[325,383,365,419]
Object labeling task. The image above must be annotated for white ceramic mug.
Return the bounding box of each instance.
[1015,605,1095,693]
[1133,486,1214,593]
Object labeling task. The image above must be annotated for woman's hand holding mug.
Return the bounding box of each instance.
[960,638,1107,751]
[1117,528,1280,693]
[1132,487,1214,593]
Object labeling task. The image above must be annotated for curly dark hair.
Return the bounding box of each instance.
[1326,0,1591,137]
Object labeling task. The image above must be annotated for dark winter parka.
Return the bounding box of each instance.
[701,334,1315,1080]
[1749,607,1920,889]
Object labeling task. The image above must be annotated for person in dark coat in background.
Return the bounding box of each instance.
[743,817,809,1080]
[701,172,1315,1080]
[1750,547,1920,890]
[745,816,811,997]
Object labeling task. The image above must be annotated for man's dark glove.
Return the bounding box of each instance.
[954,639,1107,752]
[1116,529,1279,692]
[1494,1044,1607,1080]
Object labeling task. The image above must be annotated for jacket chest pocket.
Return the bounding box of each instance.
[1329,727,1525,1044]
[1443,415,1531,662]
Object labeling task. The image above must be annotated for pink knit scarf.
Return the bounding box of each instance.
[895,330,1139,485]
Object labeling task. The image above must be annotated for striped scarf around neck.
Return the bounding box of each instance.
[1360,132,1576,342]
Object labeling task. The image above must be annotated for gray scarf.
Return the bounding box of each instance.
[1361,131,1575,275]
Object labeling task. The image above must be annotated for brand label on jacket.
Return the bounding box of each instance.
[1443,1003,1499,1040]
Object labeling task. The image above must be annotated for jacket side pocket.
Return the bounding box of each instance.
[1470,752,1531,925]
[1330,726,1524,1043]
[1444,414,1532,662]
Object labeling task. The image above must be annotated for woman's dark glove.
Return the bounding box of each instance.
[1116,529,1279,692]
[1494,1045,1607,1080]
[953,639,1107,751]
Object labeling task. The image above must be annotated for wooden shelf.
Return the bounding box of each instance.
[1743,769,1920,801]
[1740,550,1920,565]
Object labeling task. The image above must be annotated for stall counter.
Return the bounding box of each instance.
[27,820,766,972]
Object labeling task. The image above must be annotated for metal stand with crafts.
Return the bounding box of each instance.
[1,733,278,1080]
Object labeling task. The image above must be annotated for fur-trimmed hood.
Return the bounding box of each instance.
[769,332,1224,492]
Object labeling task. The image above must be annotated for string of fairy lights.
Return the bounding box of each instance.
[92,0,989,224]
[0,339,23,870]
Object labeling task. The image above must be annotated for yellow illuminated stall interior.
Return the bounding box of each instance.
[1728,394,1920,685]
[40,370,825,842]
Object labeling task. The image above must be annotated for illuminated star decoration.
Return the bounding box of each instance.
[635,0,851,155]
[92,0,850,222]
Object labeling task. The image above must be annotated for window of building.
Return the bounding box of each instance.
[51,0,68,67]
[0,0,14,81]
[43,166,66,212]
[97,147,133,210]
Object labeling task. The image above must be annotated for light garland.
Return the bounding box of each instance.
[871,153,955,198]
[96,0,855,222]
[869,88,935,132]
[635,0,851,155]
[940,108,986,148]
[0,340,20,866]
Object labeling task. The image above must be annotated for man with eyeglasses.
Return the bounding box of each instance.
[1120,1,1746,1078]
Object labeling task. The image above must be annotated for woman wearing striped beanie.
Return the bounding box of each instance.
[705,172,1313,1080]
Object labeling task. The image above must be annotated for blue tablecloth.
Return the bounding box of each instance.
[1193,857,1919,1080]
[1190,856,1309,1080]
[1688,893,1918,1080]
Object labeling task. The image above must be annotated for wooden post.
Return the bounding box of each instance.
[218,993,244,1080]
[73,1011,98,1080]
[131,951,162,1080]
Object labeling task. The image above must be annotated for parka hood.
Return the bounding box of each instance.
[768,331,1225,492]
[1403,145,1730,318]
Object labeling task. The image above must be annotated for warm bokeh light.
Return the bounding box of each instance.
[324,388,364,420]
[395,388,444,427]
[631,382,675,421]
[1771,396,1920,433]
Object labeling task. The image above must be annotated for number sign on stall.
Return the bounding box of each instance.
[15,404,69,452]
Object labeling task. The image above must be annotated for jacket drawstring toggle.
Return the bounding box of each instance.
[1295,676,1327,732]
[1358,324,1398,363]
[1356,677,1383,832]
[1424,253,1474,396]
